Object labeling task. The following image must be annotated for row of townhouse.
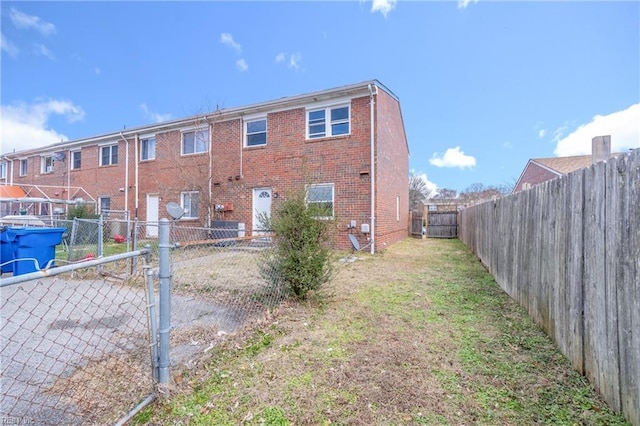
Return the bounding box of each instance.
[0,80,410,252]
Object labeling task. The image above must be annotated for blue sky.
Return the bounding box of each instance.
[1,1,639,194]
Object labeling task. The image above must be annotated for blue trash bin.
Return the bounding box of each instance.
[1,228,14,273]
[4,227,66,276]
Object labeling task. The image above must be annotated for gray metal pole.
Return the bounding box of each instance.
[98,214,104,258]
[158,218,172,384]
[143,245,159,382]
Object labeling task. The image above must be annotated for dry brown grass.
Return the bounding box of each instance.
[135,238,629,425]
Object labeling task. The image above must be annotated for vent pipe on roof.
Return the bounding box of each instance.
[592,135,611,164]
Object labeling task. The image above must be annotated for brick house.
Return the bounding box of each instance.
[0,80,409,252]
[513,135,619,193]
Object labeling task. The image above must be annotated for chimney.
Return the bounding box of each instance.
[592,135,611,164]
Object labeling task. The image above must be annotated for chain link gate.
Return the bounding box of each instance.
[0,247,166,425]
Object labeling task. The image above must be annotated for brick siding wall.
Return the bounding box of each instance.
[4,86,410,251]
[514,162,559,192]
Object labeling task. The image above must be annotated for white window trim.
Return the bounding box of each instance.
[306,183,335,219]
[181,127,209,156]
[19,159,28,176]
[306,103,351,140]
[100,144,118,166]
[70,150,81,170]
[244,116,267,147]
[140,136,156,161]
[0,162,7,179]
[41,155,55,174]
[181,191,199,219]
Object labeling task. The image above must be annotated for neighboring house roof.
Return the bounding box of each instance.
[0,185,26,198]
[513,152,623,193]
[531,155,594,175]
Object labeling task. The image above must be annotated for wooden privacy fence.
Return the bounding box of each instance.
[458,150,639,426]
[410,212,424,237]
[426,211,458,238]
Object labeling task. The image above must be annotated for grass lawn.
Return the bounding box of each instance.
[134,237,629,425]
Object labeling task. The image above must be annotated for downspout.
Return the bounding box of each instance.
[120,132,129,214]
[208,121,213,227]
[368,84,376,254]
[135,134,139,218]
[239,116,244,178]
[67,150,71,215]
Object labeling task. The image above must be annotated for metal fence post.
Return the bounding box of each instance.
[158,218,172,385]
[98,214,104,258]
[143,245,159,382]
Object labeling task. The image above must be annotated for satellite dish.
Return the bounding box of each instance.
[166,202,184,220]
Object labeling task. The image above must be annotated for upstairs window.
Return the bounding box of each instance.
[306,183,335,218]
[41,156,54,173]
[182,129,208,155]
[245,118,267,147]
[181,191,199,219]
[307,105,350,139]
[71,151,81,170]
[100,145,118,166]
[141,137,156,161]
[19,160,27,176]
[0,162,6,179]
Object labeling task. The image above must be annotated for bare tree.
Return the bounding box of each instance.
[459,182,506,205]
[432,188,458,200]
[409,173,431,212]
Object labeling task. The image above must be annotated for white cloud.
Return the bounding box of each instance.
[1,33,19,56]
[95,67,101,75]
[538,129,546,138]
[34,43,54,59]
[10,8,56,36]
[370,0,397,17]
[140,103,172,123]
[429,146,477,169]
[220,32,242,53]
[458,0,479,9]
[502,141,513,150]
[289,53,301,70]
[553,104,640,156]
[275,52,302,70]
[236,58,248,72]
[1,99,85,154]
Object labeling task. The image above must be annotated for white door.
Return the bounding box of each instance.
[146,194,159,238]
[252,187,272,235]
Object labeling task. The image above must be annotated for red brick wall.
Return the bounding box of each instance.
[5,87,409,251]
[374,89,410,250]
[207,97,375,250]
[514,162,559,192]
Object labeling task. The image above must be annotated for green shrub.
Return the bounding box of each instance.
[261,190,335,299]
[67,204,98,220]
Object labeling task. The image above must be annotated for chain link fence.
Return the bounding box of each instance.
[162,222,287,373]
[1,218,290,424]
[1,249,158,425]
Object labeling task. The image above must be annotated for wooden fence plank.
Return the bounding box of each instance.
[566,168,586,373]
[603,157,621,412]
[583,161,614,407]
[618,152,640,424]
